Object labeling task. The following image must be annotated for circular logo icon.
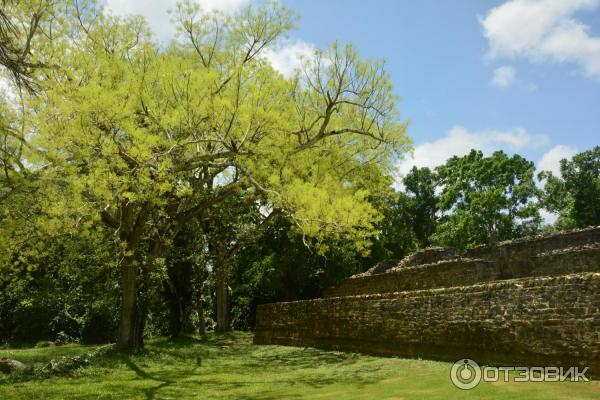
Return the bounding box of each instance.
[450,359,482,390]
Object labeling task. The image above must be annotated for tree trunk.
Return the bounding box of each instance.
[215,269,230,333]
[196,280,206,336]
[117,257,144,349]
[194,262,208,338]
[197,290,206,337]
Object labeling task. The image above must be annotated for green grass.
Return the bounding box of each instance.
[0,332,598,399]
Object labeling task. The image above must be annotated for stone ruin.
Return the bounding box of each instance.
[254,226,600,376]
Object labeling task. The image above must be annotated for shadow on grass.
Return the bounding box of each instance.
[254,348,360,368]
[123,355,194,400]
[1,333,386,399]
[119,335,377,398]
[119,352,292,400]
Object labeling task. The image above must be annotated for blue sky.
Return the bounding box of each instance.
[103,0,600,181]
[281,0,600,178]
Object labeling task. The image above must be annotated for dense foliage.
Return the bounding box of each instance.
[432,150,541,248]
[540,146,600,230]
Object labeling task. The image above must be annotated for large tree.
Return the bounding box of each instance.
[540,146,600,229]
[432,150,540,248]
[5,0,409,349]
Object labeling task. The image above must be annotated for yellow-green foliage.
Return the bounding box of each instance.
[2,0,410,265]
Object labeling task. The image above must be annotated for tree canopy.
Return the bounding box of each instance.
[431,150,541,248]
[0,0,410,348]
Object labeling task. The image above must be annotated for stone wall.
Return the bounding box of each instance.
[255,273,600,375]
[326,258,494,297]
[326,227,600,297]
[254,227,600,375]
[326,246,600,297]
[465,226,600,260]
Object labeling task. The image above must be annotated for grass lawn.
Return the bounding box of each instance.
[0,332,598,400]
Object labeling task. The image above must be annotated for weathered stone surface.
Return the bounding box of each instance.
[0,358,27,374]
[326,227,600,297]
[356,259,401,276]
[255,273,600,376]
[398,246,458,268]
[325,258,493,297]
[255,227,600,377]
[352,247,458,279]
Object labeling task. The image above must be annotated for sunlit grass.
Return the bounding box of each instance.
[1,332,598,399]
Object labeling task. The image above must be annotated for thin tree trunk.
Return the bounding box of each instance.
[198,298,206,337]
[197,288,206,337]
[194,264,208,338]
[215,269,230,333]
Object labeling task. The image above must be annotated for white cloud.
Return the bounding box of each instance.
[537,144,577,176]
[491,65,516,88]
[0,74,18,104]
[0,75,12,97]
[198,0,250,12]
[481,0,600,80]
[104,0,249,41]
[263,40,316,78]
[540,209,559,225]
[396,125,549,176]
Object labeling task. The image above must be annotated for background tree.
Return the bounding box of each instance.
[540,146,600,229]
[0,226,119,345]
[403,166,438,247]
[230,218,375,330]
[162,222,205,338]
[432,150,541,248]
[200,194,280,332]
[365,191,418,262]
